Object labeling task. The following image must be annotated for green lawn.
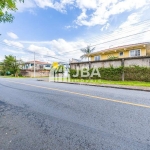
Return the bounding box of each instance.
[0,76,28,78]
[66,78,150,87]
[1,76,150,87]
[0,76,49,78]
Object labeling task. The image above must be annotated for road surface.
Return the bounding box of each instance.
[0,78,150,150]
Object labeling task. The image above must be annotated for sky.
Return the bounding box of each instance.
[0,0,150,63]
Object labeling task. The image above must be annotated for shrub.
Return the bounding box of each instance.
[124,66,150,82]
[69,66,150,82]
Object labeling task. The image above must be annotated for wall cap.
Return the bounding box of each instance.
[70,56,150,65]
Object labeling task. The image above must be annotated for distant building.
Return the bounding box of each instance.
[22,61,51,70]
[69,58,81,63]
[21,61,51,77]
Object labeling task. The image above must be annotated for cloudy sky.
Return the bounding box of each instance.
[0,0,150,63]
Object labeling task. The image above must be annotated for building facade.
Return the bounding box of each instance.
[70,43,150,69]
[21,61,51,77]
[22,61,51,70]
[89,43,150,61]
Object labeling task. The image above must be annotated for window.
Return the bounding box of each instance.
[45,65,50,67]
[94,56,100,61]
[119,52,124,56]
[31,64,34,66]
[130,49,141,57]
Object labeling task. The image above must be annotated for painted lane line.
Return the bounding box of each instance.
[4,80,150,109]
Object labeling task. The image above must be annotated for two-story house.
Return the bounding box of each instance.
[70,42,150,69]
[89,42,150,61]
[21,61,51,77]
[23,61,51,70]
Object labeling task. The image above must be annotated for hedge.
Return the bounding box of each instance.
[69,66,150,82]
[124,66,150,82]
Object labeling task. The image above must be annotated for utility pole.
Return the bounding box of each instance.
[34,52,35,78]
[15,56,16,77]
[121,59,125,81]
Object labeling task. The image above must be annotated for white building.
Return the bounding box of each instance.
[23,61,51,70]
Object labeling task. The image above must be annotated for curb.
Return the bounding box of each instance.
[53,81,150,92]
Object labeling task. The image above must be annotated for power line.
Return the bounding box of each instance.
[58,19,150,54]
[84,18,150,43]
[18,18,150,45]
[0,24,150,60]
[1,33,149,63]
[0,42,67,62]
[0,29,149,59]
[1,18,150,51]
[60,29,150,54]
[91,29,150,48]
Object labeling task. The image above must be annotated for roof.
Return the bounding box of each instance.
[70,58,81,63]
[88,42,150,56]
[25,61,50,65]
[70,56,150,64]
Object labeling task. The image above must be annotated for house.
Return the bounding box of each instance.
[58,62,70,69]
[22,61,51,70]
[89,42,150,61]
[70,42,150,69]
[21,61,51,77]
[69,58,81,63]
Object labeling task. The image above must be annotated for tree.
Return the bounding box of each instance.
[108,56,118,60]
[80,45,95,69]
[2,55,24,76]
[0,0,24,23]
[80,45,95,61]
[0,62,3,75]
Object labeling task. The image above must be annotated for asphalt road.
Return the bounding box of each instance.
[0,78,150,150]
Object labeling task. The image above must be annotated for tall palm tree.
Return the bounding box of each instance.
[80,46,95,61]
[80,45,95,69]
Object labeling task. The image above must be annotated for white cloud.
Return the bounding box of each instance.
[19,27,150,61]
[4,27,150,62]
[65,25,71,29]
[18,39,88,61]
[49,38,87,56]
[28,9,37,15]
[101,23,110,31]
[75,0,150,26]
[20,55,51,63]
[3,48,25,54]
[34,0,53,9]
[17,0,74,13]
[119,13,141,29]
[81,13,150,53]
[65,25,78,29]
[15,0,150,28]
[76,0,97,9]
[7,32,18,39]
[28,45,56,56]
[34,0,74,13]
[16,0,36,12]
[0,56,4,62]
[3,39,24,48]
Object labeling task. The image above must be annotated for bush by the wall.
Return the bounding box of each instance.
[124,66,150,82]
[69,66,123,81]
[69,66,150,82]
[98,67,123,81]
